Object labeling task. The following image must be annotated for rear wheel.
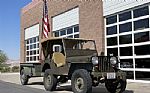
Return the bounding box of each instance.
[43,69,57,91]
[105,79,126,93]
[71,69,92,93]
[20,69,28,85]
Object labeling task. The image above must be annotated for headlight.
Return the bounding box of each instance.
[110,57,117,65]
[92,57,98,65]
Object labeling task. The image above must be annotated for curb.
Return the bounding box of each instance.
[0,72,19,75]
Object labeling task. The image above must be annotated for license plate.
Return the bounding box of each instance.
[107,73,116,79]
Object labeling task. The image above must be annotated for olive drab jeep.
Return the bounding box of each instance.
[42,38,127,93]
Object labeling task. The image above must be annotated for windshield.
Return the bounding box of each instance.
[65,40,96,50]
[64,39,97,57]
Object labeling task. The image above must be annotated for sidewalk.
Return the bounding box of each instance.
[126,81,150,93]
[0,72,19,75]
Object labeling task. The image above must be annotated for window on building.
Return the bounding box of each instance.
[134,18,149,30]
[136,71,150,80]
[133,6,149,18]
[25,36,39,62]
[53,25,79,38]
[37,43,39,48]
[27,51,29,56]
[67,35,73,38]
[37,50,39,54]
[107,37,117,46]
[37,56,39,60]
[107,48,118,56]
[30,38,33,44]
[37,36,39,41]
[33,37,36,43]
[33,56,36,61]
[74,34,79,38]
[119,34,132,44]
[135,45,150,55]
[134,31,149,43]
[67,27,73,34]
[54,31,59,37]
[26,46,29,50]
[60,30,66,36]
[27,57,29,61]
[30,51,32,55]
[106,25,117,35]
[125,71,134,79]
[74,26,79,32]
[33,44,36,48]
[26,40,29,44]
[30,45,33,49]
[106,15,117,25]
[33,50,36,55]
[120,59,133,68]
[135,58,150,68]
[119,22,132,33]
[120,47,132,56]
[30,57,33,61]
[119,11,131,22]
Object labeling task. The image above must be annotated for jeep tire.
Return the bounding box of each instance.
[20,69,28,85]
[105,79,126,93]
[71,69,92,93]
[43,69,57,91]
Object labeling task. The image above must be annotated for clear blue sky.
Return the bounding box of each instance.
[0,0,32,60]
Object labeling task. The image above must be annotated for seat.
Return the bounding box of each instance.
[52,52,66,67]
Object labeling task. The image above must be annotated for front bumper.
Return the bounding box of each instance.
[91,70,126,80]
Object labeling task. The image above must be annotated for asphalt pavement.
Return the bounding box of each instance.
[0,73,150,93]
[0,80,49,93]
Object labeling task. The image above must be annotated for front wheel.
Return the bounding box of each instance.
[20,69,28,85]
[43,69,57,91]
[105,79,127,93]
[71,69,92,93]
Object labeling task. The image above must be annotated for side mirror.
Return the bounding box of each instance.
[53,45,62,52]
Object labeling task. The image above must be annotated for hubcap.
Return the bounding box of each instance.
[75,77,84,92]
[46,75,51,85]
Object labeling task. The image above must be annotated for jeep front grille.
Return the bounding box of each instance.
[98,56,113,72]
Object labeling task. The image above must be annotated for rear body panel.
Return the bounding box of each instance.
[20,63,42,77]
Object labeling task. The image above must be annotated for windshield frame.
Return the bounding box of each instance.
[64,39,97,51]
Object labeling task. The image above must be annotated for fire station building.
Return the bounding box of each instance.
[21,0,150,82]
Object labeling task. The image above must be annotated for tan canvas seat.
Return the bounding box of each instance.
[52,52,66,67]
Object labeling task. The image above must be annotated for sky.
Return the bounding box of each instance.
[0,0,32,60]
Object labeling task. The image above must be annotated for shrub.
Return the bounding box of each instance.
[0,67,11,72]
[12,66,19,72]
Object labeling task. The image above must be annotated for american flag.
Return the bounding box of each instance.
[42,0,50,38]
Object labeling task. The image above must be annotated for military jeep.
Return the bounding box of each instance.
[20,37,126,93]
[40,37,127,93]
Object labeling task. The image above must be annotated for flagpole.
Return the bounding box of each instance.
[41,0,44,40]
[39,0,45,63]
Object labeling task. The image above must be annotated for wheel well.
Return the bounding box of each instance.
[42,63,50,72]
[68,63,93,79]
